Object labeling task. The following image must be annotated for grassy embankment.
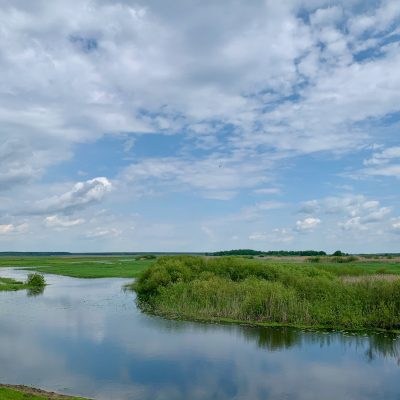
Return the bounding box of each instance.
[0,256,155,278]
[0,273,45,293]
[0,385,88,399]
[132,255,400,331]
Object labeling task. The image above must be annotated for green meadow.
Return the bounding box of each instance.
[0,256,155,279]
[0,385,87,399]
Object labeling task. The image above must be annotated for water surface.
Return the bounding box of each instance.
[0,268,399,400]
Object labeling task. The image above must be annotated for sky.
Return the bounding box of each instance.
[0,0,399,253]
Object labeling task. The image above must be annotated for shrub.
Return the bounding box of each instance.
[26,273,46,287]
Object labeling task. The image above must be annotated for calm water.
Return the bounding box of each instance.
[0,268,400,400]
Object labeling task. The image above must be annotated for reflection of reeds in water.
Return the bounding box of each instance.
[139,309,400,364]
[26,286,45,297]
[365,334,400,365]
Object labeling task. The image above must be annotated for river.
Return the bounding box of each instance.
[0,268,399,400]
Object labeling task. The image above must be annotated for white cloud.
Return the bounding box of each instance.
[44,215,85,228]
[0,223,28,235]
[295,217,321,232]
[0,0,398,199]
[338,217,366,231]
[349,0,400,36]
[0,1,399,251]
[253,188,281,195]
[299,195,393,233]
[363,146,400,166]
[310,6,343,27]
[392,218,400,233]
[85,228,121,239]
[363,164,400,178]
[35,177,112,215]
[0,224,14,234]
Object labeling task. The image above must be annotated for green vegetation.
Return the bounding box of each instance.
[0,385,87,399]
[26,273,46,287]
[0,256,156,278]
[209,249,327,256]
[0,273,46,293]
[133,256,400,331]
[309,255,358,263]
[332,250,347,256]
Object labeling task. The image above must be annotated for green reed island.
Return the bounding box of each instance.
[132,255,400,331]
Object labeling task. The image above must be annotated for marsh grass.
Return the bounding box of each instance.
[0,277,26,291]
[133,256,400,330]
[0,273,46,293]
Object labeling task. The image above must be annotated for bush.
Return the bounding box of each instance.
[26,273,46,287]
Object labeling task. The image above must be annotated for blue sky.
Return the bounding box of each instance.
[0,0,399,253]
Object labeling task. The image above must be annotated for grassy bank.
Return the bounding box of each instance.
[132,256,400,331]
[0,273,45,293]
[0,256,155,278]
[0,385,88,399]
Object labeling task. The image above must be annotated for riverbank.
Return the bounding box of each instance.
[132,256,400,331]
[0,384,89,399]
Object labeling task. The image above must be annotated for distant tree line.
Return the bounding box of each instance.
[208,249,327,257]
[0,252,71,256]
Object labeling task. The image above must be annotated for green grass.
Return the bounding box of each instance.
[132,256,400,331]
[0,256,155,278]
[0,386,87,399]
[0,274,45,293]
[0,276,28,292]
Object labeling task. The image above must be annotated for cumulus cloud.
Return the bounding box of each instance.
[295,217,321,232]
[0,224,14,235]
[35,177,112,215]
[0,0,399,251]
[1,0,399,199]
[0,223,28,235]
[299,194,393,234]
